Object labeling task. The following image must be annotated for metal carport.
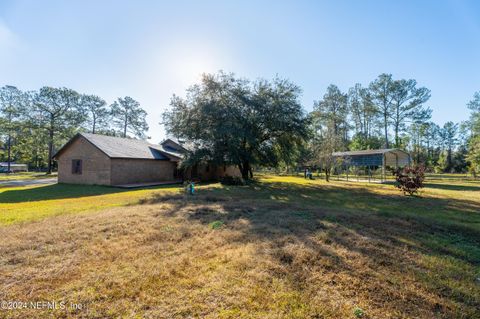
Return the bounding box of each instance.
[332,149,411,182]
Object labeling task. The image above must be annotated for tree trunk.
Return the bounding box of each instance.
[47,115,55,174]
[394,105,400,148]
[123,114,128,138]
[47,129,54,174]
[6,134,11,174]
[394,124,399,148]
[447,147,452,171]
[384,113,389,148]
[239,161,250,180]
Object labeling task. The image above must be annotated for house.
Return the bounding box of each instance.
[0,162,28,173]
[53,133,240,186]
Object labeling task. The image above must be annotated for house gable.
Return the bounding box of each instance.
[56,135,112,185]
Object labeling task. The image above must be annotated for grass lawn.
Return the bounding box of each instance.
[0,183,181,225]
[0,172,57,181]
[0,176,479,318]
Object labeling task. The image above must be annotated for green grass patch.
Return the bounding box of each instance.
[209,220,224,229]
[1,174,480,317]
[0,183,183,225]
[0,172,56,181]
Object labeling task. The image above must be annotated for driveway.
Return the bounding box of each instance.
[0,178,57,187]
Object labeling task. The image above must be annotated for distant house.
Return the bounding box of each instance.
[0,162,28,173]
[53,133,240,186]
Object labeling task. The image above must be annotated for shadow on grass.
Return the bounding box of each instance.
[142,180,480,263]
[143,182,480,307]
[0,183,181,203]
[424,182,480,192]
[139,179,480,315]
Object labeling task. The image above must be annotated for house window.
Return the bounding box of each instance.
[72,159,82,175]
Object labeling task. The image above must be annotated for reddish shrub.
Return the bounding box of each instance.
[393,165,425,196]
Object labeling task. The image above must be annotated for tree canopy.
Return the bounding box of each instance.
[0,84,149,172]
[80,94,109,134]
[0,86,28,172]
[466,92,480,175]
[33,87,84,173]
[111,96,149,139]
[0,73,478,177]
[163,72,310,179]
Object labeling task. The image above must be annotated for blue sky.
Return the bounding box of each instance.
[0,0,479,141]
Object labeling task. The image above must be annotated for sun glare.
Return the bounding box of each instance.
[157,41,228,87]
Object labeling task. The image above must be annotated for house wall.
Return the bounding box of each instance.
[185,164,241,181]
[214,165,242,179]
[57,136,111,185]
[110,159,177,185]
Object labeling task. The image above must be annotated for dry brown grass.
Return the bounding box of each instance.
[0,177,479,318]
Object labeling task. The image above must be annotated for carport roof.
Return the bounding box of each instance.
[332,148,409,157]
[54,133,184,160]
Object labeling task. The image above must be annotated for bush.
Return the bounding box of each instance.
[220,176,246,185]
[393,165,425,196]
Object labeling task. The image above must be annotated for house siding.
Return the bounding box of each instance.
[110,159,177,185]
[55,133,241,186]
[185,164,241,181]
[57,136,111,185]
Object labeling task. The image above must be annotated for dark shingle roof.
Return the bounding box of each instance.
[55,133,183,160]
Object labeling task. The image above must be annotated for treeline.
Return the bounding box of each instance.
[307,73,476,174]
[0,86,149,173]
[163,72,480,179]
[2,72,480,178]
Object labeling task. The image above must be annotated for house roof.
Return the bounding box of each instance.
[53,133,184,161]
[332,148,410,157]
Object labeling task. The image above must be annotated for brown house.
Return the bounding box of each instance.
[53,133,240,186]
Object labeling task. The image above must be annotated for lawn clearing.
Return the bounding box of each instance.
[0,183,187,225]
[0,172,56,181]
[0,176,479,318]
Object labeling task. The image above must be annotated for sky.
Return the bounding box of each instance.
[0,0,479,142]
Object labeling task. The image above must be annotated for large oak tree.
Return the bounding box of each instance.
[163,72,310,179]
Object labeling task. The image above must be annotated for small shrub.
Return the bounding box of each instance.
[209,220,224,230]
[393,165,425,196]
[353,307,365,318]
[220,176,246,186]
